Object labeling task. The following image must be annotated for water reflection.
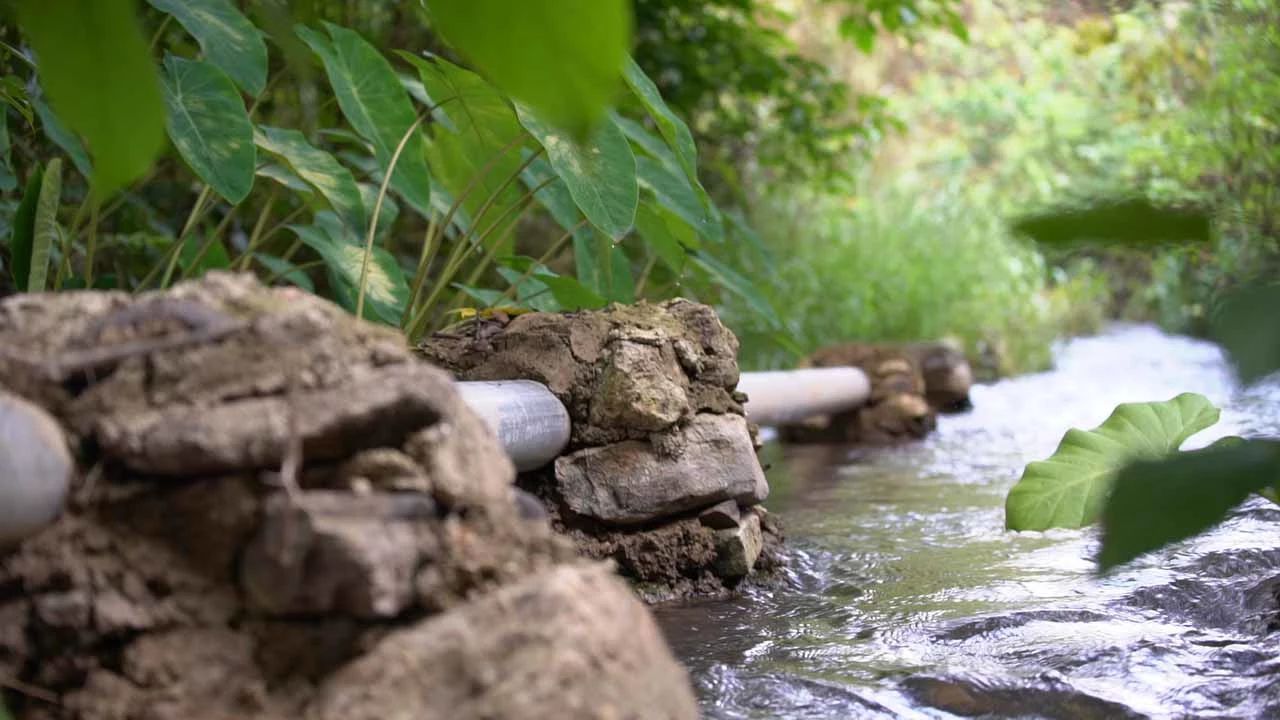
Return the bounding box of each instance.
[656,325,1280,719]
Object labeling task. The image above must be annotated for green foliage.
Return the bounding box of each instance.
[161,55,256,204]
[1210,283,1280,384]
[16,0,165,197]
[1099,438,1280,570]
[425,0,631,139]
[518,107,638,241]
[146,0,268,96]
[1005,393,1220,532]
[28,157,61,292]
[290,211,409,324]
[255,126,367,235]
[298,22,433,216]
[9,165,43,292]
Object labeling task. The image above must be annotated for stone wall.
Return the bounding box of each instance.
[0,274,698,720]
[420,300,781,601]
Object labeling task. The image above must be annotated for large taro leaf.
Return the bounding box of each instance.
[297,23,432,217]
[1005,393,1221,531]
[424,0,629,140]
[636,155,719,245]
[517,105,637,242]
[1099,437,1280,570]
[147,0,268,96]
[255,125,366,234]
[288,211,408,325]
[161,55,256,204]
[399,52,526,242]
[16,0,165,198]
[620,57,717,220]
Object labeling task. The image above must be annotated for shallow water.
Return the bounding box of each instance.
[655,325,1280,719]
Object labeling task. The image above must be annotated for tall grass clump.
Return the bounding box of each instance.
[724,181,1106,374]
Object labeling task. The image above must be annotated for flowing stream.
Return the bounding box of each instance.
[655,325,1280,719]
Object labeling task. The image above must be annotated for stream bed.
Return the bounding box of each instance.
[655,325,1280,719]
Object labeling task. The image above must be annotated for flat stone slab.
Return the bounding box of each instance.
[554,413,767,526]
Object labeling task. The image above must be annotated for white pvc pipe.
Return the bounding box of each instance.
[737,367,871,426]
[0,392,72,548]
[456,380,572,472]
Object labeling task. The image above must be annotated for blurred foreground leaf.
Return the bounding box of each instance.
[1100,438,1280,570]
[1005,393,1220,531]
[17,0,165,197]
[425,0,630,139]
[1012,197,1211,247]
[1210,284,1280,384]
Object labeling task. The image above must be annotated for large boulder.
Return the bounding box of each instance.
[0,274,696,720]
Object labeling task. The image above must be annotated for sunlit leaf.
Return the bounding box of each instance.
[357,182,400,239]
[255,125,366,233]
[288,211,408,325]
[1012,197,1211,247]
[147,0,268,96]
[27,157,61,292]
[1005,393,1221,531]
[16,0,165,197]
[161,55,256,204]
[1099,439,1280,570]
[517,106,637,241]
[32,95,92,181]
[297,23,432,217]
[256,163,313,195]
[1210,283,1280,384]
[9,165,43,292]
[425,0,630,139]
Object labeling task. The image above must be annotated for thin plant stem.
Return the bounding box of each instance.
[83,201,101,288]
[0,40,36,69]
[634,251,658,297]
[236,191,278,271]
[149,15,175,54]
[150,185,212,291]
[357,112,426,319]
[402,214,440,327]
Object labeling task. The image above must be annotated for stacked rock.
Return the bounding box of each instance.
[0,274,698,720]
[785,341,974,444]
[421,300,779,601]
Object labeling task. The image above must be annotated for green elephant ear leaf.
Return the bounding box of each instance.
[517,105,637,242]
[255,125,366,234]
[1099,438,1280,571]
[147,0,268,96]
[16,0,165,198]
[620,57,717,221]
[288,211,408,325]
[1005,392,1222,531]
[27,157,62,292]
[161,55,256,204]
[297,23,432,218]
[425,0,630,139]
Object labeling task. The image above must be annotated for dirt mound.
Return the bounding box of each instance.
[0,274,697,719]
